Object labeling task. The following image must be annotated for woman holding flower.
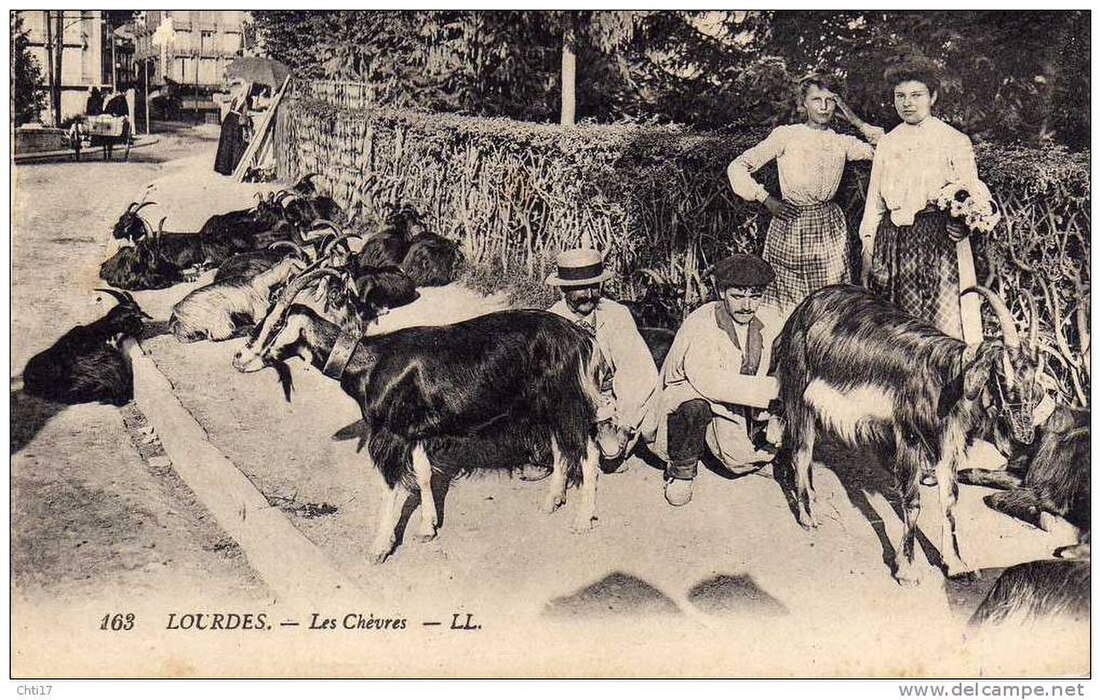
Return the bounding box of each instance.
[859,60,998,340]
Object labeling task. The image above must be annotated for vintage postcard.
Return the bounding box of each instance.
[9,8,1090,683]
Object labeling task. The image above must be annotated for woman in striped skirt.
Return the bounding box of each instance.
[728,75,883,320]
[859,60,991,342]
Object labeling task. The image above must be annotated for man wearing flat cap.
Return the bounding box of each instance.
[641,253,781,506]
[545,248,660,463]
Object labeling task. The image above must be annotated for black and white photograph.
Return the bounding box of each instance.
[8,8,1091,683]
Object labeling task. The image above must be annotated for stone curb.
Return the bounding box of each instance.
[123,337,363,604]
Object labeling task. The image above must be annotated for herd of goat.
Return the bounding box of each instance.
[20,173,1090,629]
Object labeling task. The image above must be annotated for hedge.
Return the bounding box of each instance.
[275,79,1090,406]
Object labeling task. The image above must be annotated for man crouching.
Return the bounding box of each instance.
[641,253,782,506]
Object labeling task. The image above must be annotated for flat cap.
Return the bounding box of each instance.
[707,253,775,289]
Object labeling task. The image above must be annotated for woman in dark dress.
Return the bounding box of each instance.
[214,81,250,175]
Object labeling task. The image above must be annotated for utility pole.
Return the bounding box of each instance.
[54,10,64,126]
[44,11,56,125]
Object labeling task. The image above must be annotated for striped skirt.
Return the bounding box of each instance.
[762,201,851,316]
[869,210,963,339]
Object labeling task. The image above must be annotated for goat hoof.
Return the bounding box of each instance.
[570,516,597,533]
[894,565,920,587]
[368,539,395,565]
[541,495,566,514]
[414,524,437,543]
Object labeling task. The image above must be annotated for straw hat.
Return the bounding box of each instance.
[545,248,614,287]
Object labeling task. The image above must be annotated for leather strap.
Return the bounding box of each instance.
[322,333,360,380]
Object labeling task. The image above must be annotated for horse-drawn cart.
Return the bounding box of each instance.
[83,114,132,161]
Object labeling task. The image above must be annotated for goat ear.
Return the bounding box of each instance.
[963,341,1003,400]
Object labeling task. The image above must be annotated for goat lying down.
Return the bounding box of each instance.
[970,558,1090,628]
[22,289,150,406]
[233,269,611,564]
[960,405,1090,559]
[775,284,1042,585]
[169,256,305,343]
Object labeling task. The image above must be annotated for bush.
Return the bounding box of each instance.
[276,80,1090,406]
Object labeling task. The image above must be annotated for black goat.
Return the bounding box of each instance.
[774,284,1043,585]
[399,232,462,287]
[638,326,676,369]
[112,197,159,242]
[99,229,187,291]
[352,265,420,321]
[233,269,611,564]
[969,559,1090,627]
[960,405,1090,557]
[22,289,150,406]
[354,204,426,270]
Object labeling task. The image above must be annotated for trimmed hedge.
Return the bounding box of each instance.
[275,80,1090,406]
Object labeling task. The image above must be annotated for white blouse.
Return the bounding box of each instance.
[728,123,875,206]
[859,116,984,243]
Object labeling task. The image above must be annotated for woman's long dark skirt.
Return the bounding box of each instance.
[214,112,245,175]
[869,209,963,339]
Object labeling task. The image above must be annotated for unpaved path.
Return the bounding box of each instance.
[11,127,268,619]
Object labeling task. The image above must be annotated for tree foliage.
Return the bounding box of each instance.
[11,13,45,126]
[249,10,1089,148]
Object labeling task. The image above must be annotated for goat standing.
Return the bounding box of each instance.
[774,284,1042,585]
[233,269,610,564]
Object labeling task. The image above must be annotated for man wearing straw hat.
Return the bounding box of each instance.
[539,248,659,472]
[641,253,782,506]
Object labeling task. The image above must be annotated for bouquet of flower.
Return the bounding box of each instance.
[933,182,1002,236]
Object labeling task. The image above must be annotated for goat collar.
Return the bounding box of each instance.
[322,332,360,380]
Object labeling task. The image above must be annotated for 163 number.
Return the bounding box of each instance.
[99,613,135,631]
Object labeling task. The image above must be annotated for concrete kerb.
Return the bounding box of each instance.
[123,338,363,604]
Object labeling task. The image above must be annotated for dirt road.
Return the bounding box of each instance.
[11,127,267,617]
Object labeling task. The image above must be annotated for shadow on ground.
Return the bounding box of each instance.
[10,389,66,454]
[543,572,681,618]
[686,574,789,617]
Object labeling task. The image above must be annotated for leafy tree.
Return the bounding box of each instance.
[757,10,1090,148]
[11,13,45,126]
[248,10,1089,148]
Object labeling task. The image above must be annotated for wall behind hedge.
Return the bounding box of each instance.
[275,79,1090,405]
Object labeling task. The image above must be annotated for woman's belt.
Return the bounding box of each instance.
[782,200,841,211]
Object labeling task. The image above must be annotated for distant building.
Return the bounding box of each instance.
[132,10,248,89]
[17,10,110,123]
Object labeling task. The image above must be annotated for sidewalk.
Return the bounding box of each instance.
[12,134,160,164]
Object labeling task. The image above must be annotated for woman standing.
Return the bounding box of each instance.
[214,80,250,176]
[859,60,992,340]
[728,75,883,319]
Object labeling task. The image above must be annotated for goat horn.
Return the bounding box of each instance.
[135,201,157,212]
[320,231,359,258]
[93,288,129,305]
[310,219,342,234]
[279,267,342,304]
[276,191,298,205]
[962,286,1021,348]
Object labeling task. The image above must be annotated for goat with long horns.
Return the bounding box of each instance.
[773,283,1046,585]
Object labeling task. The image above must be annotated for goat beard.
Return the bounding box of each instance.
[272,361,294,402]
